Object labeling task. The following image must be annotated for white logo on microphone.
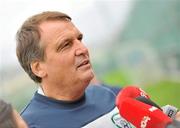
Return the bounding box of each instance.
[149,106,158,112]
[139,88,148,98]
[140,116,151,128]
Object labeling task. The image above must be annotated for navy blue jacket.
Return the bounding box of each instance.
[21,85,134,128]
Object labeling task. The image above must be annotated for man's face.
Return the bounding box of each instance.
[38,20,94,89]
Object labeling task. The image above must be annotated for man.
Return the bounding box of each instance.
[0,99,28,128]
[16,11,129,128]
[16,11,180,128]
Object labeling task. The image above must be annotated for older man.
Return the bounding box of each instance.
[16,11,129,128]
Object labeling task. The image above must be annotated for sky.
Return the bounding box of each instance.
[0,0,134,69]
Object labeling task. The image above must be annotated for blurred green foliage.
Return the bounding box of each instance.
[102,70,180,108]
[100,70,132,86]
[1,75,37,112]
[144,81,180,108]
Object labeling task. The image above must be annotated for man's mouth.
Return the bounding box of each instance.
[77,59,90,68]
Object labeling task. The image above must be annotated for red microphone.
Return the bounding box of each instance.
[116,86,150,109]
[116,86,173,128]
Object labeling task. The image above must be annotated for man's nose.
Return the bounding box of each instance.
[75,42,88,56]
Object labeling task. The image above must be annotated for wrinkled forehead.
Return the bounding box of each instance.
[40,20,80,38]
[38,20,81,48]
[39,20,75,32]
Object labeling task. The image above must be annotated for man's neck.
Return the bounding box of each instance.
[39,84,86,101]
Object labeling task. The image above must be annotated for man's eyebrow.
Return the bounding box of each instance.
[55,38,65,49]
[55,36,72,49]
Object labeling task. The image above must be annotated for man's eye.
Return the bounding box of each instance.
[78,37,82,41]
[62,42,71,49]
[63,43,69,47]
[78,35,83,41]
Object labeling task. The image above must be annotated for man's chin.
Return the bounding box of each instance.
[82,71,94,84]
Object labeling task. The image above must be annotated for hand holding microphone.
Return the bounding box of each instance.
[116,86,179,128]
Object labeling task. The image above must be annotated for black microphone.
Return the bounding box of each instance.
[135,96,162,110]
[136,96,179,119]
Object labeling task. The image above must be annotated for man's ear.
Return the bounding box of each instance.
[31,61,46,78]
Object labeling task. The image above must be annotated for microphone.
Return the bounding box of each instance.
[116,86,179,128]
[116,86,150,108]
[116,86,150,99]
[135,97,180,128]
[117,97,172,128]
[162,105,179,119]
[135,96,179,119]
[135,96,162,110]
